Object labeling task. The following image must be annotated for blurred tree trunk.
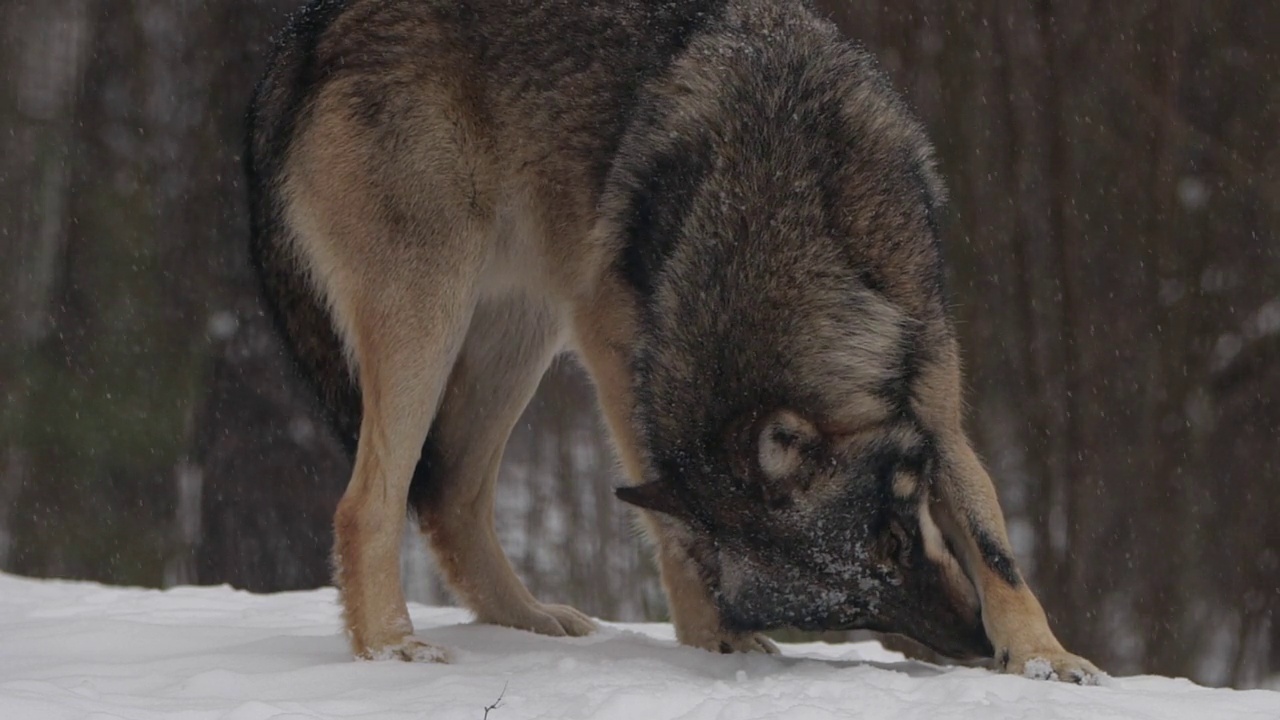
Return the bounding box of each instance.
[3,0,185,584]
[0,0,91,567]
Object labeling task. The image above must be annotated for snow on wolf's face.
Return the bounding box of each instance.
[620,408,992,660]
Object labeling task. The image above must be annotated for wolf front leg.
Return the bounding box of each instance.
[935,435,1102,683]
[572,278,777,655]
[648,519,780,655]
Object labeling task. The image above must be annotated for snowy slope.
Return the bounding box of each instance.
[1,573,1277,720]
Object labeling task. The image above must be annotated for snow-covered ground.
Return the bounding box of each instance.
[2,573,1277,720]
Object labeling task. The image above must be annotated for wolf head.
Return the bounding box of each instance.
[606,9,992,660]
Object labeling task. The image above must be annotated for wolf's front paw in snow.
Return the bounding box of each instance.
[483,601,598,638]
[702,632,780,655]
[1002,648,1102,685]
[360,637,450,663]
[536,603,598,637]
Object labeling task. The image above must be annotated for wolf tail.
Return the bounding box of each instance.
[243,0,362,457]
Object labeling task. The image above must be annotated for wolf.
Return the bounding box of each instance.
[244,0,1100,682]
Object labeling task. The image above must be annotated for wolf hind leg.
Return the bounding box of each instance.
[326,261,479,662]
[412,296,595,638]
[283,150,485,661]
[278,73,501,660]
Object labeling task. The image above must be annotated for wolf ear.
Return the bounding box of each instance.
[756,409,822,503]
[615,481,685,518]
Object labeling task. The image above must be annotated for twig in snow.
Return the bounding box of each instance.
[482,682,508,720]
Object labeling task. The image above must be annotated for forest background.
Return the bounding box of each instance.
[2,0,1277,689]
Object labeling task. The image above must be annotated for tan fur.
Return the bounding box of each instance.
[246,0,1098,682]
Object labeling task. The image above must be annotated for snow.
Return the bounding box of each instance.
[2,573,1278,720]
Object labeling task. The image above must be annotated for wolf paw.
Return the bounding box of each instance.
[1000,648,1102,685]
[359,637,450,663]
[725,633,781,655]
[539,603,597,637]
[482,601,597,638]
[692,631,780,655]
